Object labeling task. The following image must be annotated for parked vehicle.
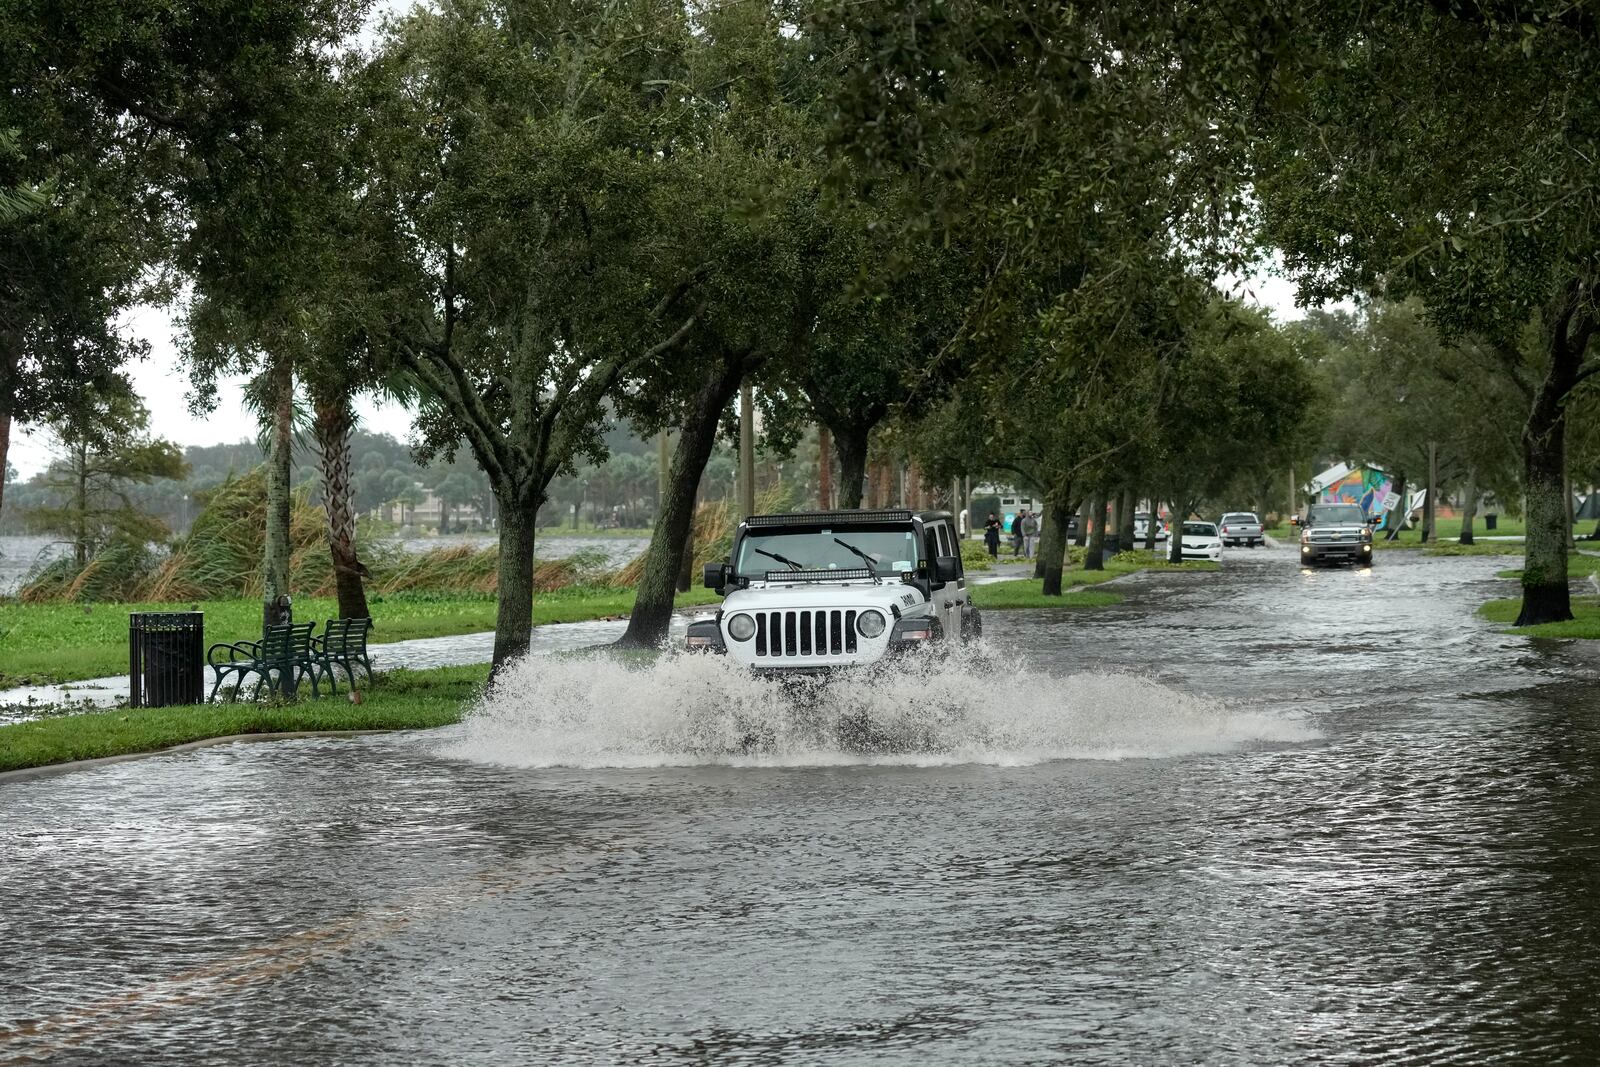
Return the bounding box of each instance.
[1178,521,1223,562]
[1299,502,1374,567]
[1219,511,1265,547]
[689,509,979,671]
[1133,512,1169,544]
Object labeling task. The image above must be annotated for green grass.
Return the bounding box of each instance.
[970,551,1217,611]
[0,586,719,689]
[1371,537,1524,555]
[1477,596,1600,639]
[0,665,490,773]
[1496,553,1600,580]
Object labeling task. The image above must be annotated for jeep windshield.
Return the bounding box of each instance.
[1308,504,1366,526]
[734,526,920,580]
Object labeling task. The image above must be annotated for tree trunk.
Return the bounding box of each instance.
[617,357,743,649]
[676,508,695,593]
[312,392,370,621]
[1083,493,1107,570]
[492,495,539,668]
[0,408,9,526]
[1034,505,1053,580]
[1458,467,1478,546]
[0,328,17,527]
[1144,500,1159,552]
[1516,292,1586,626]
[834,425,870,509]
[1039,492,1073,595]
[1104,491,1121,555]
[74,441,88,566]
[1169,501,1186,564]
[1117,487,1136,555]
[1564,465,1576,551]
[262,358,294,630]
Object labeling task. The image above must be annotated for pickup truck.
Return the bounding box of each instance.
[1299,503,1374,567]
[1219,512,1265,547]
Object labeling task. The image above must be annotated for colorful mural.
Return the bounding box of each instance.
[1319,467,1392,516]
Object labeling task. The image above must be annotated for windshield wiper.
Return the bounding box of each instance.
[832,537,882,584]
[752,547,804,571]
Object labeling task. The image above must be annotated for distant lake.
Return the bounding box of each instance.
[397,533,649,569]
[0,536,63,595]
[0,533,651,597]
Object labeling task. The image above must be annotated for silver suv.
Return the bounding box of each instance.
[1299,503,1374,567]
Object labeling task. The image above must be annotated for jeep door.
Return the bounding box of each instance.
[925,519,966,643]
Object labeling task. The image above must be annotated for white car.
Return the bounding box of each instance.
[1178,521,1223,561]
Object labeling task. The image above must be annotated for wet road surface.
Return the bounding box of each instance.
[6,544,1600,1064]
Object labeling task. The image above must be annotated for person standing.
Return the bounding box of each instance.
[984,512,1002,559]
[1011,509,1027,556]
[1022,509,1039,559]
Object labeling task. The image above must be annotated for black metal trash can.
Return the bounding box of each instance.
[1485,513,1498,531]
[130,612,205,707]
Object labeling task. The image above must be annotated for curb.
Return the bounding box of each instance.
[0,729,395,784]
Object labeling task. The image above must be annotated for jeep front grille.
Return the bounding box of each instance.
[753,609,859,658]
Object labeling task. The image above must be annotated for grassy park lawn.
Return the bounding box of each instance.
[0,586,719,689]
[1497,553,1600,581]
[1478,596,1600,640]
[0,665,490,773]
[971,552,1218,610]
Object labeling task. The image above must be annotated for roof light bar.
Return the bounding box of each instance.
[744,509,913,528]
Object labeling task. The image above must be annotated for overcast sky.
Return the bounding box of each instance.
[7,271,1307,480]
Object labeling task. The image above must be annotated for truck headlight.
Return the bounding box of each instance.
[1300,529,1311,544]
[726,613,756,642]
[857,610,886,638]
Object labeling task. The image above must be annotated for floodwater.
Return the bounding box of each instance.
[6,546,1600,1063]
[0,535,61,595]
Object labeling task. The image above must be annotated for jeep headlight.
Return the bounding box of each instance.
[726,613,756,642]
[857,610,886,638]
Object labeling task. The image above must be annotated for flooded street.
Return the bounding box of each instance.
[6,545,1600,1063]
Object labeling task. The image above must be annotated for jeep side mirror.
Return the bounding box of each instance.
[703,561,730,591]
[932,556,960,583]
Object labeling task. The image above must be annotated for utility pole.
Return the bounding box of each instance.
[817,425,832,510]
[656,429,670,522]
[739,381,755,520]
[1425,441,1438,543]
[1288,465,1296,522]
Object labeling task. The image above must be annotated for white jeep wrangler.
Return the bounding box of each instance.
[686,509,980,671]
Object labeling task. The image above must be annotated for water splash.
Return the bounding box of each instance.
[438,646,1319,769]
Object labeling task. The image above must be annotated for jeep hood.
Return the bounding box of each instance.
[722,580,931,614]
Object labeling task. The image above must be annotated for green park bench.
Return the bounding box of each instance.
[207,622,318,703]
[312,617,375,693]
